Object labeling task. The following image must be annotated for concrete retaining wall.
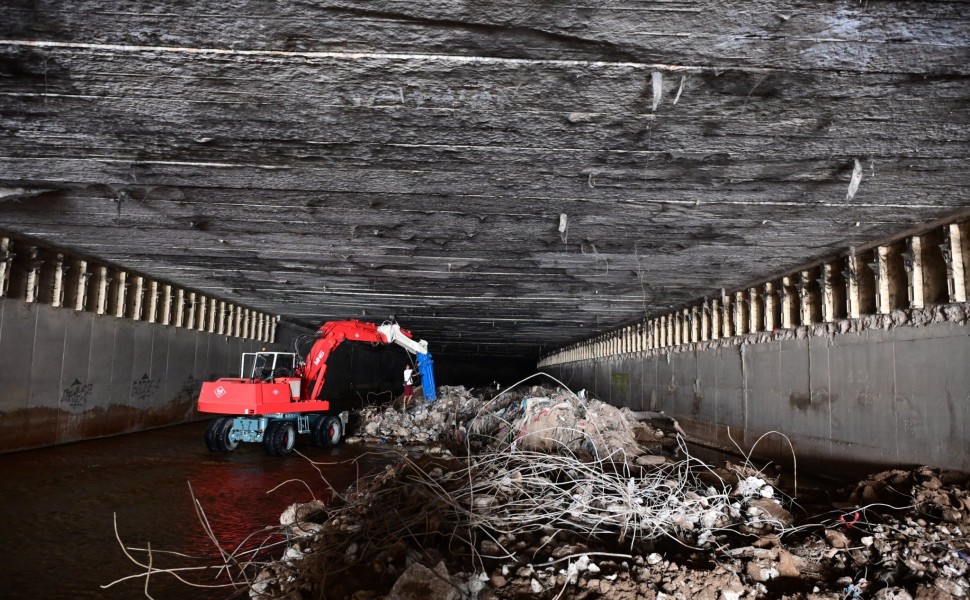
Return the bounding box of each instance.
[0,298,263,453]
[544,320,970,471]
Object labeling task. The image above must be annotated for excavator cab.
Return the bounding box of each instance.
[240,352,296,381]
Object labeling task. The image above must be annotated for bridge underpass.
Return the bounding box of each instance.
[1,1,969,466]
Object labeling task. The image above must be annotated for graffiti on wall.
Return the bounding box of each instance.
[131,373,161,403]
[174,375,203,406]
[61,379,94,408]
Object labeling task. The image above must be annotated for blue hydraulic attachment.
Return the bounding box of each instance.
[417,352,437,401]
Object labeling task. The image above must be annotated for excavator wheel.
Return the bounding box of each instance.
[205,417,239,452]
[313,416,343,448]
[205,417,238,453]
[263,420,296,456]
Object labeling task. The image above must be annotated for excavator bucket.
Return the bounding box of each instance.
[417,352,437,401]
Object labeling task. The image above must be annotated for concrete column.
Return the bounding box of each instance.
[194,295,205,331]
[74,261,90,311]
[945,223,968,302]
[161,284,173,325]
[700,301,710,341]
[130,276,144,320]
[0,237,12,298]
[709,299,720,340]
[185,292,196,329]
[780,276,797,328]
[50,254,66,308]
[113,270,127,317]
[672,313,681,346]
[734,291,747,335]
[25,247,41,303]
[845,256,862,319]
[95,266,110,315]
[904,238,923,309]
[225,305,234,336]
[798,270,815,324]
[217,301,226,334]
[175,289,186,327]
[821,263,837,322]
[873,246,892,314]
[689,307,700,342]
[721,294,733,337]
[207,298,217,332]
[763,282,778,331]
[748,287,762,333]
[147,281,159,323]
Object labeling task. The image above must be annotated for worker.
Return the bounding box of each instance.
[403,364,415,411]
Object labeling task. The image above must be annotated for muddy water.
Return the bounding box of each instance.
[0,421,400,599]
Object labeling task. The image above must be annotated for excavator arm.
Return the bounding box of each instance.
[300,319,437,401]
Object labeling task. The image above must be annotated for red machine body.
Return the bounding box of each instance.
[197,319,415,416]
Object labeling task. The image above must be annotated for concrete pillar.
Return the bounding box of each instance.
[903,238,923,309]
[24,247,41,303]
[798,270,817,324]
[147,281,159,323]
[672,313,681,346]
[690,306,700,342]
[700,301,711,341]
[186,292,197,329]
[844,256,862,319]
[721,294,734,337]
[50,254,66,308]
[217,301,226,334]
[872,246,892,314]
[710,299,720,340]
[944,223,968,302]
[0,237,12,298]
[821,263,837,322]
[161,284,173,325]
[734,291,747,335]
[113,270,127,317]
[207,298,217,332]
[780,276,797,328]
[95,266,110,315]
[175,289,186,327]
[748,287,762,333]
[130,276,144,320]
[74,261,91,311]
[763,282,778,331]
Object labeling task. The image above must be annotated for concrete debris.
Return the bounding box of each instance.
[354,384,657,464]
[249,386,970,600]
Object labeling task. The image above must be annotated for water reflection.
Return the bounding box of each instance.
[1,422,400,599]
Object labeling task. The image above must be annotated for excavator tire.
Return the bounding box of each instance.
[263,420,296,456]
[205,417,238,452]
[313,415,343,448]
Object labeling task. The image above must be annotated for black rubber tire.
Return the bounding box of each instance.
[313,416,343,448]
[205,417,238,452]
[263,420,296,456]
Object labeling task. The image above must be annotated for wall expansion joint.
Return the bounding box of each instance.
[0,230,278,343]
[539,215,970,367]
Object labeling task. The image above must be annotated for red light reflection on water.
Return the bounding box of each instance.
[182,445,395,558]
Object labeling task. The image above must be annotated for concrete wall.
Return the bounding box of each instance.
[0,298,263,453]
[544,320,970,472]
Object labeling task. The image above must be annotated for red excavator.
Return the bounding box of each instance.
[198,318,437,455]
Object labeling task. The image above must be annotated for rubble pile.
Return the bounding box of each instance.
[354,383,658,464]
[248,386,970,600]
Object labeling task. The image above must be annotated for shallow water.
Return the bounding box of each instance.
[0,421,400,599]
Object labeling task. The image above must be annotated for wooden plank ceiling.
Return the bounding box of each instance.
[1,0,968,359]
